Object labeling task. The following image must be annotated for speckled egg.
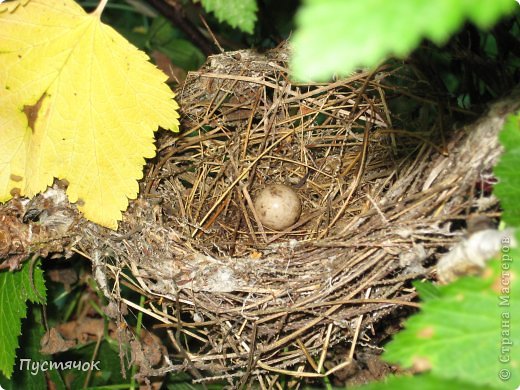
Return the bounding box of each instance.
[254,184,301,230]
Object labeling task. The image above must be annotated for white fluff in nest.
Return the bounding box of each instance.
[437,228,516,283]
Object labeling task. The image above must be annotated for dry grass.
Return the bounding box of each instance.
[77,45,515,386]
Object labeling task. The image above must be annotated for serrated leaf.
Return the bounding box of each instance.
[0,0,179,229]
[0,308,65,390]
[494,112,520,226]
[200,0,258,34]
[0,0,29,12]
[383,241,520,389]
[355,373,498,390]
[291,0,517,81]
[0,260,45,378]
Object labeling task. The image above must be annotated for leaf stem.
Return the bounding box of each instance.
[93,0,108,17]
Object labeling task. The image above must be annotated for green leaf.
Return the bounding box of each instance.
[0,259,46,378]
[148,16,183,45]
[0,307,65,390]
[157,39,206,71]
[200,0,258,34]
[147,17,205,70]
[291,0,517,81]
[355,373,498,390]
[383,241,520,389]
[412,280,441,302]
[494,112,520,226]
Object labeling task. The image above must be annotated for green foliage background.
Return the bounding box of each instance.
[290,0,517,81]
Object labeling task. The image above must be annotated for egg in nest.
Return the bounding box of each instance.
[254,184,302,231]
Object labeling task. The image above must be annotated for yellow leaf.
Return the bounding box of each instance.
[0,0,179,229]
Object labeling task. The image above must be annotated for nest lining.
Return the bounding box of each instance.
[76,46,514,383]
[154,63,401,250]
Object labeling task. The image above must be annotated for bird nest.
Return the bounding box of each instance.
[74,46,511,384]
